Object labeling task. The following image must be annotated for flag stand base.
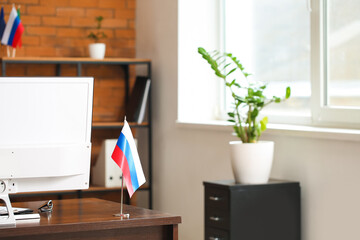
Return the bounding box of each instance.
[113,213,130,219]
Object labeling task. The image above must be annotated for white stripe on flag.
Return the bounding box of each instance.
[1,7,17,45]
[122,120,146,186]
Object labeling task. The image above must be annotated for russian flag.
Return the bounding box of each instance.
[1,6,24,48]
[111,119,146,198]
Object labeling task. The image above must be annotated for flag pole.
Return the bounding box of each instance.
[113,116,129,219]
[113,171,129,219]
[120,172,124,215]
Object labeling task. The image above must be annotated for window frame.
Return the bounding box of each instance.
[311,0,360,128]
[219,0,360,129]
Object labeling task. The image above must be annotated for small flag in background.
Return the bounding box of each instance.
[111,119,146,198]
[1,6,24,48]
[16,6,22,48]
[0,7,6,40]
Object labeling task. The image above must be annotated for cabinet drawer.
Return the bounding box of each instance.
[205,207,229,230]
[205,187,229,210]
[205,227,229,240]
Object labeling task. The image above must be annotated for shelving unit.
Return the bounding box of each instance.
[1,57,153,209]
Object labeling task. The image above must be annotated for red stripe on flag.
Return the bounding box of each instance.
[12,23,24,48]
[111,145,134,196]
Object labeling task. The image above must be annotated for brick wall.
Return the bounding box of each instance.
[1,0,135,58]
[0,0,138,164]
[1,0,136,121]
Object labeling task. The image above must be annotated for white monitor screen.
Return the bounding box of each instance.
[0,77,93,193]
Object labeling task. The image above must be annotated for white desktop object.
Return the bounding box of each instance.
[0,77,94,226]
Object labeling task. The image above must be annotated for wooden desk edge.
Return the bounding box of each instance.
[1,198,181,238]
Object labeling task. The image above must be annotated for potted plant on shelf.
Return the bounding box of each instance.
[198,47,291,184]
[87,16,107,59]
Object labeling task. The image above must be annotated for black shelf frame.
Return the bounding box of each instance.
[1,57,153,209]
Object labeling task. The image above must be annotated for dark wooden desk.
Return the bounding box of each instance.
[0,198,181,240]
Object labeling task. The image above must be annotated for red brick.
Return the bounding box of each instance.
[39,36,58,46]
[11,0,39,5]
[26,26,56,36]
[53,64,78,76]
[68,39,90,47]
[27,6,56,15]
[56,27,85,38]
[25,46,56,56]
[115,9,135,19]
[85,66,124,79]
[108,39,135,48]
[26,64,57,76]
[21,15,41,25]
[70,0,98,8]
[13,48,26,57]
[55,47,86,57]
[102,19,127,28]
[128,19,135,29]
[22,35,40,46]
[126,0,136,9]
[39,0,70,7]
[93,106,120,121]
[4,64,27,76]
[98,0,125,8]
[109,48,135,58]
[42,16,70,26]
[56,8,85,17]
[115,29,135,39]
[86,9,114,18]
[71,17,98,27]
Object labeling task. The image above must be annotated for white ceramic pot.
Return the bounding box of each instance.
[89,43,106,59]
[229,141,274,184]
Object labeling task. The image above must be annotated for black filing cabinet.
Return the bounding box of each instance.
[203,180,301,240]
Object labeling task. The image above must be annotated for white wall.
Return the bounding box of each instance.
[136,1,360,239]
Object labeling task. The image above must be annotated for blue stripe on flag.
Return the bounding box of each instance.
[7,16,20,45]
[117,133,139,190]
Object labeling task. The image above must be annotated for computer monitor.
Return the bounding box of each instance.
[0,77,93,226]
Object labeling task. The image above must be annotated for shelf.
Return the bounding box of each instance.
[2,57,153,209]
[92,121,149,129]
[10,184,150,196]
[88,184,150,192]
[1,57,151,65]
[9,184,150,205]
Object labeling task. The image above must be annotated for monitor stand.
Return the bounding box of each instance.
[0,180,16,226]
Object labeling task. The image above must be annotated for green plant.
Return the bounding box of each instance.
[198,47,291,143]
[87,16,107,42]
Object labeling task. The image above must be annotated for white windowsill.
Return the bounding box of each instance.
[176,120,360,142]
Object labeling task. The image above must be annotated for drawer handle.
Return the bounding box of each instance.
[209,237,222,240]
[209,196,222,201]
[209,216,221,221]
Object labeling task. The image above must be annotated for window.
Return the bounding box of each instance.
[326,0,360,108]
[223,0,360,128]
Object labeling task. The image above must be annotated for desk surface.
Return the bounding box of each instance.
[0,198,181,240]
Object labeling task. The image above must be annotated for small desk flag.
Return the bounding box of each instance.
[0,7,6,40]
[111,119,146,198]
[1,6,24,48]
